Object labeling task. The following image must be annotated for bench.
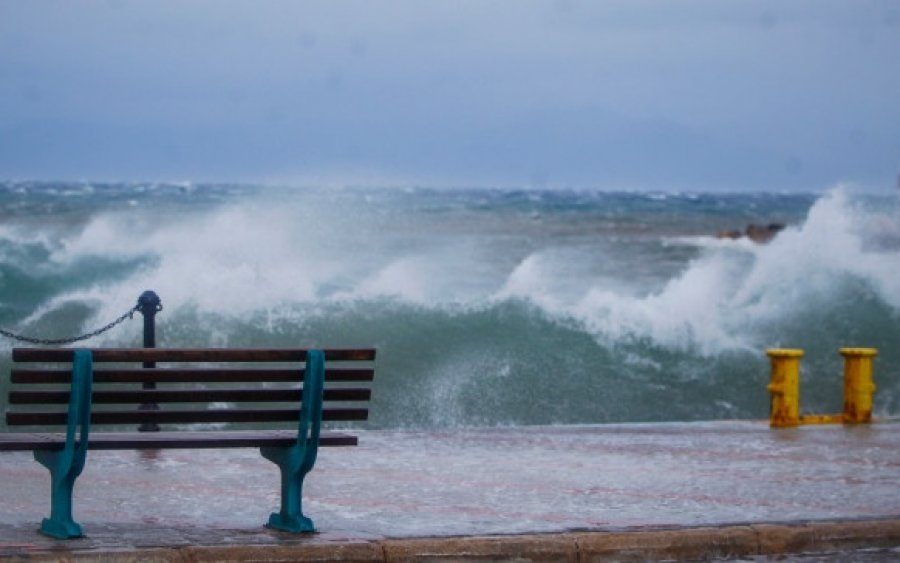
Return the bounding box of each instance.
[1,346,376,539]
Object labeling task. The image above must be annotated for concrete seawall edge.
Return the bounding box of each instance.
[3,518,899,562]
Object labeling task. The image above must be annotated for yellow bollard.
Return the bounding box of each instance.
[766,349,804,428]
[840,347,878,424]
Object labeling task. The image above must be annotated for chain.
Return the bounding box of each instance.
[0,305,139,345]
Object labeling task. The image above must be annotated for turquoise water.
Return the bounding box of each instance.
[1,182,898,428]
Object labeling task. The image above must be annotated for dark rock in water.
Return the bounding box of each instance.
[716,229,743,240]
[716,223,785,243]
[746,222,785,243]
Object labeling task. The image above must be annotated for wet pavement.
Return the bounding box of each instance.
[1,420,899,560]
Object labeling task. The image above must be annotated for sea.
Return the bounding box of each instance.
[1,181,898,429]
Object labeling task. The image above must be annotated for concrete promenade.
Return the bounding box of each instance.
[1,420,899,561]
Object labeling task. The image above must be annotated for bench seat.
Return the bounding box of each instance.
[0,429,358,451]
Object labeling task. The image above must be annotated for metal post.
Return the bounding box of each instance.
[766,349,803,428]
[841,347,878,424]
[137,290,162,432]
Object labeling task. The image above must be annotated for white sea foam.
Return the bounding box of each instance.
[577,254,752,354]
[15,186,899,359]
[732,189,900,316]
[52,203,344,318]
[495,187,899,355]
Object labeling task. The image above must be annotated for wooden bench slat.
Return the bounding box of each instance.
[13,348,376,363]
[9,388,372,405]
[0,430,358,451]
[11,367,375,384]
[6,407,370,426]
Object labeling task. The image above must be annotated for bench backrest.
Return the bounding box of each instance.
[6,348,375,430]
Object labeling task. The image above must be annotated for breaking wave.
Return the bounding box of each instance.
[1,184,897,427]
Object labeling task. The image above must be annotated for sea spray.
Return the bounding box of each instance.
[0,183,897,428]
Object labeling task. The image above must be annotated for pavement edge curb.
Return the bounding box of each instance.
[3,518,899,562]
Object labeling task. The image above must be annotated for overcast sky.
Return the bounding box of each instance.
[1,1,898,191]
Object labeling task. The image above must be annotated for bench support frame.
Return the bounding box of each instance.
[34,350,93,539]
[261,349,325,533]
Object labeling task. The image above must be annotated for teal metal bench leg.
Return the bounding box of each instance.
[261,444,316,532]
[261,349,324,533]
[34,350,93,539]
[34,449,84,539]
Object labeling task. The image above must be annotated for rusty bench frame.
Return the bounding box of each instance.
[1,346,376,539]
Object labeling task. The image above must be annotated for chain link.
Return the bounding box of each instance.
[0,305,139,345]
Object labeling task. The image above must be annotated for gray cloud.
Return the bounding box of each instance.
[1,0,898,189]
